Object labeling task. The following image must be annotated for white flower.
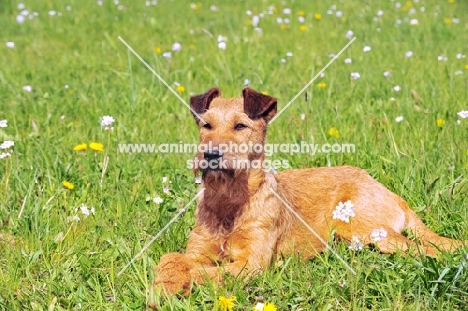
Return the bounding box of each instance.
[332,200,355,223]
[254,302,264,311]
[346,30,354,40]
[280,58,286,63]
[454,70,463,75]
[349,236,364,251]
[0,152,11,159]
[383,71,392,77]
[396,19,402,25]
[18,3,25,9]
[66,5,72,11]
[410,18,418,25]
[370,228,388,242]
[363,46,371,52]
[327,10,333,15]
[210,5,218,11]
[452,18,460,24]
[172,42,181,52]
[377,10,384,16]
[153,196,163,204]
[284,18,290,24]
[438,55,448,61]
[0,141,14,149]
[97,0,103,6]
[283,8,291,14]
[195,176,202,184]
[456,53,466,59]
[48,10,56,16]
[218,41,226,50]
[286,52,293,57]
[23,85,32,92]
[276,17,283,24]
[457,110,468,119]
[252,15,260,27]
[298,16,305,23]
[390,97,395,101]
[300,113,306,120]
[320,72,325,78]
[329,53,336,58]
[79,204,95,218]
[162,52,171,58]
[457,120,461,125]
[0,120,7,128]
[344,58,352,64]
[335,11,342,18]
[162,176,168,183]
[405,51,413,58]
[351,72,361,80]
[254,28,262,36]
[72,215,80,222]
[420,7,425,12]
[395,116,404,122]
[16,15,25,23]
[217,35,227,43]
[100,115,115,130]
[408,8,416,15]
[393,85,401,92]
[244,79,250,86]
[6,42,14,48]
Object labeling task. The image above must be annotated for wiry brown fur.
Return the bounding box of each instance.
[152,87,465,298]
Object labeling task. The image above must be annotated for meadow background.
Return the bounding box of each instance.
[1,0,468,309]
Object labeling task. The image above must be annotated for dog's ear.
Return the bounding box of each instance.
[242,88,277,123]
[190,88,221,122]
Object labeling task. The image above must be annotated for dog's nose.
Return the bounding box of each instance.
[204,149,223,160]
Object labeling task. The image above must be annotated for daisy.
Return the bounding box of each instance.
[332,200,355,222]
[100,116,115,130]
[370,228,388,242]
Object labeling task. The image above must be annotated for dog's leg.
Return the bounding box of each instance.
[371,229,438,257]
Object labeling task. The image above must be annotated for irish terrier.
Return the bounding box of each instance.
[152,87,465,296]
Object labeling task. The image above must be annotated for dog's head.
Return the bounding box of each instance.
[189,87,277,173]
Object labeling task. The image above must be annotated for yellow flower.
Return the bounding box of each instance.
[298,10,305,16]
[328,127,340,138]
[448,0,455,3]
[280,24,287,30]
[261,91,268,95]
[190,2,202,10]
[89,142,104,151]
[73,143,87,151]
[154,47,161,54]
[189,44,195,50]
[68,89,74,95]
[465,64,468,70]
[317,82,326,89]
[401,6,408,12]
[246,20,253,26]
[437,118,446,127]
[264,302,277,311]
[314,13,322,20]
[444,18,452,24]
[406,1,413,6]
[176,85,185,93]
[62,181,74,190]
[299,25,307,31]
[218,296,235,311]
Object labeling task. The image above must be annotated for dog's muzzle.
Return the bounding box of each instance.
[204,149,223,169]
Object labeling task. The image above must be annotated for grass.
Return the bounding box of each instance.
[0,0,468,309]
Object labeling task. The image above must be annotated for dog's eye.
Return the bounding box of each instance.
[202,123,212,130]
[234,123,247,130]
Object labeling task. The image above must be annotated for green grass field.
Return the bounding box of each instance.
[1,0,468,309]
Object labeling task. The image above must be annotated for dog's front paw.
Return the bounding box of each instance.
[152,253,194,296]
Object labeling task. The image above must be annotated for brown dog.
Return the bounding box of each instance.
[152,87,464,296]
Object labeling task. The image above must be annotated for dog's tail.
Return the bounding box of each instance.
[403,200,465,252]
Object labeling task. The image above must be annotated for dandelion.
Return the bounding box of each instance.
[351,72,361,80]
[172,42,181,52]
[100,115,115,130]
[437,118,446,127]
[299,25,307,31]
[332,200,355,222]
[457,110,468,118]
[314,13,322,20]
[405,51,413,58]
[22,85,32,92]
[6,42,14,48]
[176,85,185,93]
[0,120,7,128]
[317,82,326,89]
[154,47,161,54]
[370,228,388,242]
[349,235,364,250]
[0,141,14,149]
[263,302,277,311]
[465,64,468,70]
[89,142,104,151]
[153,196,163,204]
[62,181,74,190]
[363,46,371,52]
[394,85,401,92]
[395,116,404,122]
[73,143,87,151]
[444,18,452,24]
[218,296,235,311]
[383,71,392,77]
[298,10,305,16]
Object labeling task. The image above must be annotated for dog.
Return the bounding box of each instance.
[152,87,465,296]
